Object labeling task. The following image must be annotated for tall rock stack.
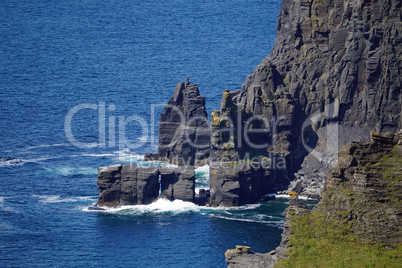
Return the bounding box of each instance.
[158,77,211,166]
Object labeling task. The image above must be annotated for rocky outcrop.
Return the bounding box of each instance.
[97,0,401,210]
[225,199,309,267]
[96,164,195,207]
[158,77,210,166]
[214,0,401,199]
[159,167,195,202]
[96,164,123,207]
[232,132,401,267]
[314,132,402,244]
[209,161,274,206]
[209,86,290,206]
[225,247,277,268]
[274,203,309,259]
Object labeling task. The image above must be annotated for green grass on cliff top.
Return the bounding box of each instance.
[276,143,402,267]
[275,211,401,267]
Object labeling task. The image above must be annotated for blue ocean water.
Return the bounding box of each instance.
[0,0,298,267]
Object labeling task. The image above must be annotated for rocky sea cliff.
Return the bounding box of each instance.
[226,132,401,267]
[224,0,401,266]
[93,0,401,266]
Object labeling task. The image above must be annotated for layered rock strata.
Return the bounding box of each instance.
[209,162,275,207]
[158,77,211,166]
[213,0,401,199]
[314,132,402,243]
[98,0,401,208]
[96,164,195,207]
[226,132,401,267]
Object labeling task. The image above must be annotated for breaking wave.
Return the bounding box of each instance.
[84,198,201,214]
[195,165,209,189]
[0,157,24,167]
[209,214,284,228]
[85,199,264,215]
[24,143,70,150]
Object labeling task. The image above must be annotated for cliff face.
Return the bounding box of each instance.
[213,0,401,198]
[268,0,401,131]
[274,133,401,267]
[226,133,401,267]
[96,0,401,208]
[314,132,402,244]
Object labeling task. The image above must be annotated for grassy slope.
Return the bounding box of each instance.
[276,142,402,267]
[276,211,401,267]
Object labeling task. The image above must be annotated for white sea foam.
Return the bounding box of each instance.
[195,164,210,174]
[210,214,284,227]
[112,149,145,162]
[25,143,70,150]
[0,158,24,167]
[44,166,98,176]
[274,194,290,199]
[85,198,263,214]
[33,195,97,204]
[273,194,317,201]
[208,203,262,211]
[88,198,201,214]
[136,136,149,142]
[195,164,209,188]
[298,196,318,201]
[0,156,65,167]
[81,153,116,157]
[0,197,16,213]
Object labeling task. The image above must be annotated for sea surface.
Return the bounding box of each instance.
[0,0,307,267]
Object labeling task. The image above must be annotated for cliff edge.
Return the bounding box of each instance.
[275,132,401,266]
[226,132,401,267]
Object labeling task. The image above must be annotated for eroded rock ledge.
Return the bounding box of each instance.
[226,132,402,267]
[96,164,195,207]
